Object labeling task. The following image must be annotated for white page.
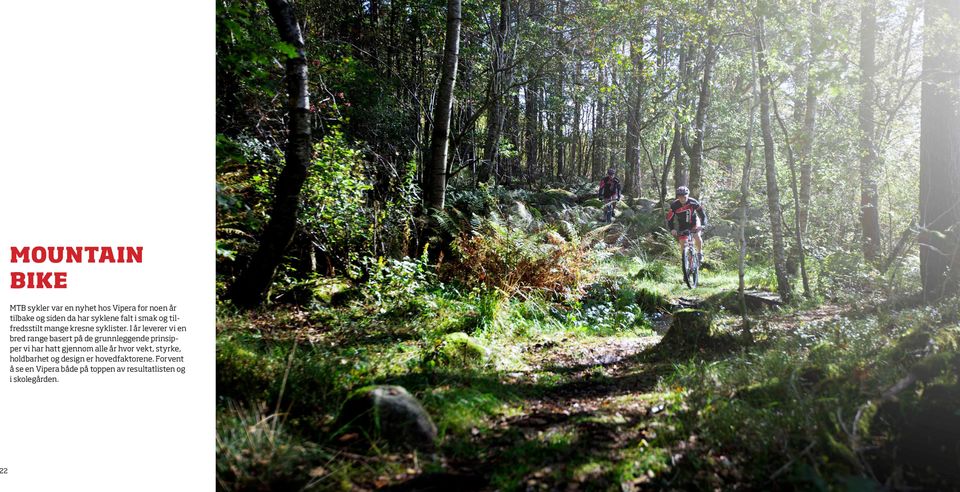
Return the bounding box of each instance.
[0,2,214,490]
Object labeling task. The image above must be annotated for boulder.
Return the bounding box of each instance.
[582,198,604,208]
[535,189,578,207]
[634,198,658,212]
[618,208,636,220]
[660,309,715,348]
[433,332,489,368]
[336,385,438,450]
[509,201,535,227]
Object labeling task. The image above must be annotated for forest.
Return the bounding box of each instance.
[216,0,959,490]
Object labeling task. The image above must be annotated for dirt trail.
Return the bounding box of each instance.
[388,335,667,491]
[385,302,847,491]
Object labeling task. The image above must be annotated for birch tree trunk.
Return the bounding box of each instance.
[229,0,311,308]
[424,0,462,211]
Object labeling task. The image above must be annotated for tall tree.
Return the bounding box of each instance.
[525,79,541,181]
[424,0,463,210]
[739,46,758,328]
[859,0,882,264]
[229,0,312,308]
[757,17,792,303]
[481,0,512,184]
[671,46,689,188]
[773,94,812,298]
[797,0,820,235]
[684,0,718,199]
[919,0,960,300]
[624,39,644,197]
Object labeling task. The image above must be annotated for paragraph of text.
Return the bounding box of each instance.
[7,303,187,384]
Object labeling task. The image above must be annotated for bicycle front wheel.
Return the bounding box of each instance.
[683,246,699,288]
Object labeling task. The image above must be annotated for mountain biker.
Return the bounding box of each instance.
[598,168,622,223]
[666,186,708,262]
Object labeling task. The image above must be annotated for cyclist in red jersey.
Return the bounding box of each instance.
[665,186,708,262]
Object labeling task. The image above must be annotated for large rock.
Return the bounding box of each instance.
[634,198,658,212]
[337,385,438,450]
[535,189,578,207]
[582,198,604,209]
[432,332,489,368]
[660,309,715,348]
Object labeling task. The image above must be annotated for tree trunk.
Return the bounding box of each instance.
[798,0,820,235]
[554,0,566,180]
[228,0,312,309]
[670,120,686,189]
[740,49,758,330]
[919,0,960,301]
[773,93,812,299]
[859,0,881,264]
[555,77,565,180]
[592,68,606,179]
[685,0,717,200]
[480,0,510,184]
[757,20,792,303]
[524,80,540,181]
[672,47,688,189]
[424,0,462,211]
[573,58,582,178]
[625,40,643,197]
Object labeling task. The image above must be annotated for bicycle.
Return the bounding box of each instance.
[677,228,702,288]
[602,197,618,223]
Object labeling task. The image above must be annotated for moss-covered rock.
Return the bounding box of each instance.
[430,332,490,368]
[660,309,715,348]
[336,385,438,450]
[703,289,782,314]
[534,189,578,207]
[582,198,604,208]
[635,286,670,312]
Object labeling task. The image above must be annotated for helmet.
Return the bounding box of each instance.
[676,186,690,196]
[607,167,616,175]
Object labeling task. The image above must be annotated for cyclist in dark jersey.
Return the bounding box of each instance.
[598,168,622,223]
[665,186,708,261]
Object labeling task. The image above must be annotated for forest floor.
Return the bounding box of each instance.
[369,297,849,492]
[217,209,958,491]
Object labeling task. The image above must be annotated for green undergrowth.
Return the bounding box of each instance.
[216,193,946,490]
[649,298,960,489]
[215,256,678,490]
